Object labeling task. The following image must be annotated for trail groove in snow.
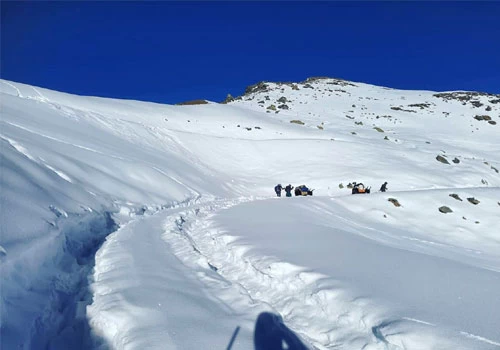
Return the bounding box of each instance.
[161,199,413,349]
[1,212,117,350]
[161,196,500,350]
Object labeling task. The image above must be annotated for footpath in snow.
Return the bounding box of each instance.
[164,196,500,350]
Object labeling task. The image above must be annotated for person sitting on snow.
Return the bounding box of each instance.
[274,184,283,197]
[284,184,294,197]
[380,182,388,192]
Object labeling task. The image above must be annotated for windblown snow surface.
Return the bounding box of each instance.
[1,78,500,350]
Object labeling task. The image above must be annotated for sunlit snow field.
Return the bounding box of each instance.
[1,78,499,349]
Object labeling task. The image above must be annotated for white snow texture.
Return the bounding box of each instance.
[1,78,499,350]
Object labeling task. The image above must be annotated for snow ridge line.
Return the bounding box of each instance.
[160,198,411,350]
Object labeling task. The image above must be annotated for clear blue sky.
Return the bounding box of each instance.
[2,1,499,104]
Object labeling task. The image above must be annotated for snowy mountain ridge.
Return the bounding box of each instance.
[1,78,499,350]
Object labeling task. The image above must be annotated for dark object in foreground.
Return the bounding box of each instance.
[254,312,308,350]
[294,185,313,196]
[352,182,371,194]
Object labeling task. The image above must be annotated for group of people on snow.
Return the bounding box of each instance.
[274,184,294,197]
[274,181,388,197]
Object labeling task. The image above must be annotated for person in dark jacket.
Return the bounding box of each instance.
[284,184,294,197]
[380,182,388,192]
[274,184,283,197]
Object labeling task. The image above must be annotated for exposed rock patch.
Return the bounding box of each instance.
[449,194,463,201]
[436,155,450,164]
[176,99,209,106]
[474,115,492,121]
[388,198,401,207]
[221,94,235,104]
[467,197,480,205]
[439,206,453,213]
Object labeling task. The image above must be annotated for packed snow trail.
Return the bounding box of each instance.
[88,200,257,350]
[158,196,500,350]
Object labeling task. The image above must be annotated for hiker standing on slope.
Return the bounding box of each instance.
[284,184,294,197]
[380,182,388,192]
[274,184,283,197]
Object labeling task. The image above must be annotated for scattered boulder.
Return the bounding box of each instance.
[291,84,299,90]
[408,103,431,109]
[339,183,344,189]
[436,155,450,164]
[278,104,289,110]
[391,106,416,113]
[439,206,453,213]
[317,125,324,130]
[486,106,492,111]
[388,198,401,207]
[471,101,484,108]
[373,127,384,133]
[467,197,480,205]
[277,96,288,103]
[290,120,305,125]
[474,115,492,121]
[384,136,389,140]
[488,120,497,125]
[452,157,460,164]
[434,92,499,106]
[245,82,269,95]
[449,194,463,201]
[267,104,277,111]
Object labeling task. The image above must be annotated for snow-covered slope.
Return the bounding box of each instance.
[1,78,499,350]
